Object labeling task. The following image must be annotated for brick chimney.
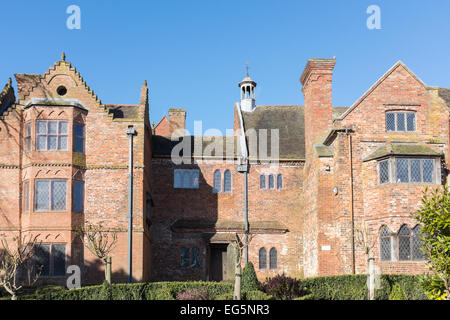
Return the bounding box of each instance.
[300,58,336,157]
[168,108,186,138]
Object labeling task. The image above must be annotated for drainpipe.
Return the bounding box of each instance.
[346,128,356,274]
[126,125,137,283]
[243,162,249,264]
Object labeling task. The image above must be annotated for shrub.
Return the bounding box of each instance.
[242,290,273,300]
[262,274,302,300]
[389,284,406,300]
[98,281,113,300]
[177,288,209,300]
[242,262,259,292]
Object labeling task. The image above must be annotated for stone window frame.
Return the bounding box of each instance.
[34,179,68,212]
[36,120,69,151]
[259,174,266,190]
[385,111,416,132]
[23,180,30,212]
[377,157,441,185]
[276,174,283,191]
[378,224,425,262]
[268,174,275,190]
[33,243,67,278]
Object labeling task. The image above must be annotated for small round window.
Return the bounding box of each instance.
[57,86,67,96]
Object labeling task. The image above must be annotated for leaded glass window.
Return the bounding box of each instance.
[379,160,390,184]
[52,244,66,276]
[386,112,416,132]
[396,158,409,183]
[260,174,266,190]
[23,181,29,212]
[398,225,411,261]
[181,247,190,268]
[34,180,67,211]
[34,244,66,277]
[224,170,232,193]
[380,226,392,261]
[213,170,221,193]
[259,248,267,269]
[412,225,425,261]
[269,248,277,269]
[24,122,31,152]
[34,244,50,276]
[74,123,85,153]
[174,169,199,189]
[423,159,434,183]
[395,158,435,184]
[36,120,68,151]
[277,174,283,190]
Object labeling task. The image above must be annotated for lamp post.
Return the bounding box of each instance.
[126,125,137,283]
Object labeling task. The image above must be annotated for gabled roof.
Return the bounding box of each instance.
[363,143,443,162]
[0,78,16,117]
[438,88,450,108]
[339,61,427,120]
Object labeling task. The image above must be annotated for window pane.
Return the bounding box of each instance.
[386,113,395,131]
[182,172,191,188]
[412,226,425,260]
[379,160,389,184]
[410,159,421,183]
[75,124,84,137]
[37,121,47,134]
[48,136,57,150]
[277,174,283,190]
[37,135,46,151]
[268,174,274,189]
[396,113,405,131]
[407,113,416,131]
[59,121,68,135]
[48,121,57,134]
[399,225,411,261]
[24,182,29,212]
[213,170,221,193]
[35,180,49,211]
[74,137,84,153]
[34,245,50,276]
[73,181,84,213]
[224,170,231,192]
[259,248,267,269]
[192,170,199,189]
[192,247,200,268]
[51,181,67,211]
[58,136,68,150]
[269,248,277,269]
[423,159,434,183]
[260,175,266,189]
[380,237,391,261]
[396,158,409,183]
[181,247,190,268]
[174,170,182,188]
[26,123,31,136]
[52,244,66,276]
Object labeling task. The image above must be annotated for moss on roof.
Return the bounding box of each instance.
[363,143,443,162]
[171,219,288,233]
[438,88,450,108]
[315,144,334,157]
[105,104,140,120]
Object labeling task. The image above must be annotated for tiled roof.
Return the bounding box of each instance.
[171,219,289,233]
[363,143,443,162]
[105,104,141,119]
[438,88,450,108]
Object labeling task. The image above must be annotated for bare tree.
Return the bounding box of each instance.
[0,234,41,300]
[76,222,119,284]
[355,222,378,300]
[229,233,254,300]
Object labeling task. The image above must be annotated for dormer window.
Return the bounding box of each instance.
[386,111,416,132]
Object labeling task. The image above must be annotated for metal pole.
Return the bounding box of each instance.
[126,125,137,283]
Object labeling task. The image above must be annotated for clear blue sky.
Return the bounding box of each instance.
[1,0,450,134]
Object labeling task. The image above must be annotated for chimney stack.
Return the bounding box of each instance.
[168,108,186,138]
[300,58,336,157]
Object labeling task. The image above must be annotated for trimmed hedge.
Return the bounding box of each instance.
[300,275,428,300]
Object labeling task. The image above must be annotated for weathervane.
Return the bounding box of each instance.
[245,62,250,77]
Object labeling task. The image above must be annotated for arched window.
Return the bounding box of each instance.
[269,248,277,269]
[380,226,392,261]
[277,174,283,190]
[213,170,221,193]
[412,225,425,261]
[268,174,275,190]
[260,174,266,190]
[398,225,411,261]
[259,248,267,269]
[224,170,232,193]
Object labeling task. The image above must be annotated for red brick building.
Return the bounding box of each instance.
[1,55,449,285]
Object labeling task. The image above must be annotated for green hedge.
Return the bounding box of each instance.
[300,275,428,300]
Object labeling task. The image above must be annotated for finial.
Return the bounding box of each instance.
[61,52,66,62]
[8,78,12,86]
[144,80,148,86]
[245,62,250,77]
